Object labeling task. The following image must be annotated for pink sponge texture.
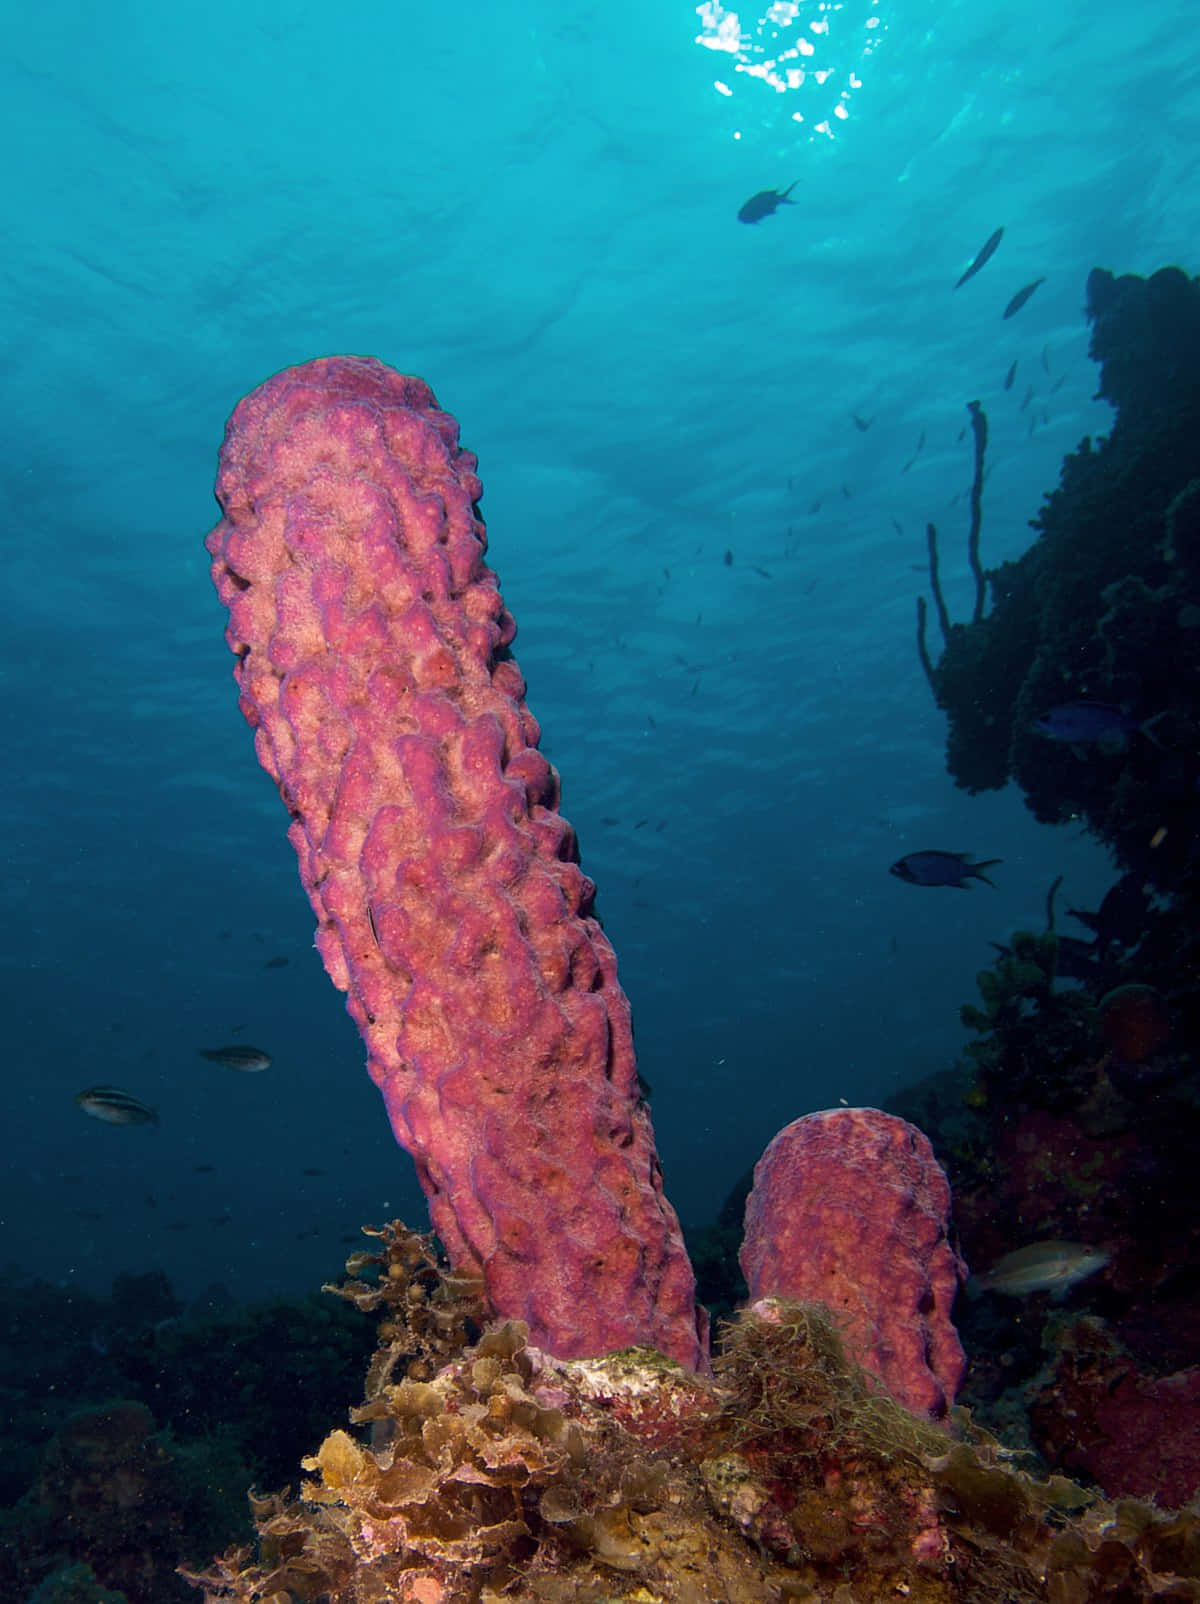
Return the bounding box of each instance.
[740,1107,966,1417]
[206,356,702,1368]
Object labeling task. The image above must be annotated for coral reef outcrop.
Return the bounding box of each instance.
[181,1225,1200,1602]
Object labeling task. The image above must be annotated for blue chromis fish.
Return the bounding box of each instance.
[75,1086,158,1126]
[737,181,797,224]
[1003,277,1046,318]
[890,850,1000,889]
[954,226,1004,288]
[972,1241,1109,1299]
[1032,700,1162,749]
[199,1044,272,1072]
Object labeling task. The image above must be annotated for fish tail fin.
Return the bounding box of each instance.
[781,180,799,200]
[972,858,1003,886]
[1139,711,1169,748]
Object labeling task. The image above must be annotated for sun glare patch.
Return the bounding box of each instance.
[694,0,886,139]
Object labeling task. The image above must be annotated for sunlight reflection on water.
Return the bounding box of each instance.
[695,0,887,139]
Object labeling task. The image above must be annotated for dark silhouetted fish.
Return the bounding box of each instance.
[199,1044,272,1072]
[901,429,926,473]
[954,226,1003,288]
[1068,872,1151,950]
[1033,700,1162,749]
[1003,277,1046,318]
[75,1086,158,1126]
[1004,360,1017,390]
[737,181,797,223]
[890,851,1000,888]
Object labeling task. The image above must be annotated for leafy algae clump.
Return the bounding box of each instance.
[181,1241,1200,1603]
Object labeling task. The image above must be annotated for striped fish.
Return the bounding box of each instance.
[198,1045,272,1072]
[75,1086,158,1126]
[973,1241,1108,1298]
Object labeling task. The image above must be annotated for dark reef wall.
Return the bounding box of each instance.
[930,265,1200,893]
[899,264,1200,1516]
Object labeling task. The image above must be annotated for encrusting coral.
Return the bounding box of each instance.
[181,1223,1200,1603]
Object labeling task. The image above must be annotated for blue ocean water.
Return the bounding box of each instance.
[0,0,1190,1309]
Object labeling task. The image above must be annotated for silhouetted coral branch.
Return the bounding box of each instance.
[914,404,992,690]
[967,399,988,622]
[1045,873,1063,932]
[916,595,936,691]
[926,522,952,643]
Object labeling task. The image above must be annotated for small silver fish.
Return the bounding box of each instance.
[973,1240,1108,1298]
[75,1085,158,1126]
[199,1044,272,1072]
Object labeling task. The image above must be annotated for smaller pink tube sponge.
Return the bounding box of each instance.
[739,1107,966,1417]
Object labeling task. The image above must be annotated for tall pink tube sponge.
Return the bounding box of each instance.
[205,356,703,1369]
[739,1108,966,1418]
